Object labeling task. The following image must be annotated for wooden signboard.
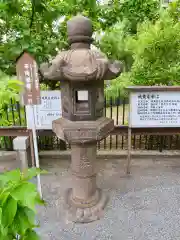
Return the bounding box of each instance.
[16,51,41,105]
[16,51,42,197]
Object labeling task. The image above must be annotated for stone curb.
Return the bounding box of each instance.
[0,151,17,162]
[39,150,180,160]
[1,150,180,162]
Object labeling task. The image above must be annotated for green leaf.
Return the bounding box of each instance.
[0,207,2,225]
[2,196,17,227]
[0,226,8,239]
[34,193,46,206]
[11,182,37,201]
[8,79,24,91]
[12,208,31,236]
[23,229,40,240]
[23,168,48,181]
[11,182,38,211]
[0,192,10,206]
[23,207,36,226]
[0,169,21,183]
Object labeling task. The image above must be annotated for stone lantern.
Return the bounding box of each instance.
[40,15,121,223]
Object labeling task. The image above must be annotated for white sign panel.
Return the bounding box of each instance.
[26,91,62,129]
[129,91,180,128]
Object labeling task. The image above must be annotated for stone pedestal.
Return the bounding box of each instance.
[65,143,107,222]
[53,117,114,223]
[71,144,97,201]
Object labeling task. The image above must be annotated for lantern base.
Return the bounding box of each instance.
[65,188,108,223]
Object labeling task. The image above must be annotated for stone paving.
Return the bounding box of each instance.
[35,157,180,240]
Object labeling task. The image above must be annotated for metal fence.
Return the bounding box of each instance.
[0,96,180,151]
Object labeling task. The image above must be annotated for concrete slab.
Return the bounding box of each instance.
[36,157,180,240]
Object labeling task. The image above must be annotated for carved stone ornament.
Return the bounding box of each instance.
[40,15,122,82]
[52,117,114,144]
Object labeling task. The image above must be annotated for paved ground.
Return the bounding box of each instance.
[2,152,180,239]
[0,151,18,172]
[36,157,180,240]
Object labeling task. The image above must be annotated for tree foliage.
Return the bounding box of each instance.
[126,11,180,86]
[99,0,160,60]
[0,71,23,125]
[0,0,121,79]
[1,0,180,99]
[101,0,180,98]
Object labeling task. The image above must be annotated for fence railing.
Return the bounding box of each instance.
[0,96,180,152]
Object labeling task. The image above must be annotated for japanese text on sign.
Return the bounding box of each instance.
[16,52,41,105]
[26,91,62,129]
[130,91,180,128]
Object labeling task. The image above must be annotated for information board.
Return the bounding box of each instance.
[26,91,62,129]
[129,91,180,128]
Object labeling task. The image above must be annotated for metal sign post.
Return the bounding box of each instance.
[16,51,42,198]
[31,105,42,197]
[127,92,132,175]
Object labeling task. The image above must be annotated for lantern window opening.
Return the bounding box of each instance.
[74,90,90,113]
[76,90,89,102]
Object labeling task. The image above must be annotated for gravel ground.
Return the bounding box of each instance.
[35,157,180,240]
